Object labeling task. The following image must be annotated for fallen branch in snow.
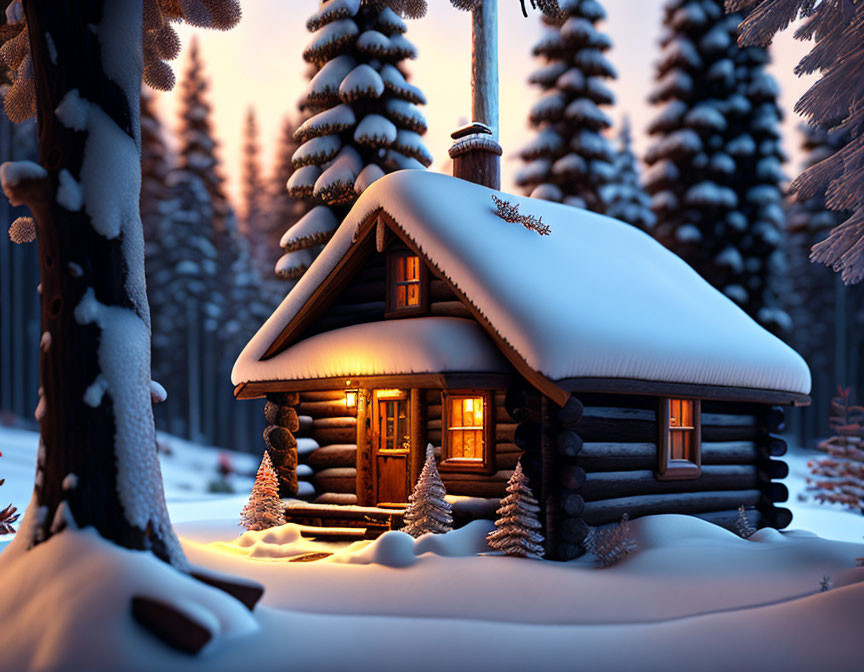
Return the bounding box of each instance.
[491,194,551,236]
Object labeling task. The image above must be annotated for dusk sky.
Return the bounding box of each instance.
[155,0,815,207]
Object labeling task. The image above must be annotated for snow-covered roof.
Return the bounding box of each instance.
[234,171,810,397]
[236,317,509,383]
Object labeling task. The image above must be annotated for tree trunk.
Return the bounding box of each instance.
[21,0,183,566]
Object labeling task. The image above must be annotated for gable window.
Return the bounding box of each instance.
[440,391,493,474]
[657,398,701,480]
[386,251,427,316]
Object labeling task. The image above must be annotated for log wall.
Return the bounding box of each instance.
[545,393,790,561]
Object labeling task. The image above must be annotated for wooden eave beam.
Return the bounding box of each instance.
[234,372,512,400]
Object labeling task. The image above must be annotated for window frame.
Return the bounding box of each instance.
[656,397,702,481]
[439,390,495,475]
[385,250,428,318]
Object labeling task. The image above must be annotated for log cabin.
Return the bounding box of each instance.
[233,133,810,559]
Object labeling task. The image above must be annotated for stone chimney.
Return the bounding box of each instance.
[449,0,502,190]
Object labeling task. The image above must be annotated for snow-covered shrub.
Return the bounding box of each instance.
[401,444,453,537]
[486,462,545,559]
[584,513,638,567]
[239,452,285,532]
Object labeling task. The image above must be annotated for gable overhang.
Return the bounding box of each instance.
[240,208,571,406]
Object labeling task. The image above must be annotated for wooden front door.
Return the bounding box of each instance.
[372,390,411,504]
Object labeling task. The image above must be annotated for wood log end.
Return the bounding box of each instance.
[557,396,584,427]
[189,570,264,612]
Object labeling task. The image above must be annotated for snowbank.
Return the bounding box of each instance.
[233,171,810,395]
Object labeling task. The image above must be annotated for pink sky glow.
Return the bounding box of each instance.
[155,0,816,208]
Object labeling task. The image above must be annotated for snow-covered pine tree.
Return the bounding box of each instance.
[0,0,241,567]
[240,106,272,279]
[600,116,655,230]
[402,444,453,537]
[276,0,432,280]
[783,121,856,435]
[240,451,286,532]
[805,387,864,514]
[515,0,616,211]
[486,461,545,559]
[730,0,864,285]
[644,0,788,333]
[266,115,307,274]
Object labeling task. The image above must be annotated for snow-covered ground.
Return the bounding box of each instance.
[0,426,861,671]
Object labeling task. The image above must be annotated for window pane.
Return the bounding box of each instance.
[407,256,419,281]
[682,430,692,461]
[451,430,463,458]
[407,282,419,306]
[670,399,679,428]
[681,400,692,428]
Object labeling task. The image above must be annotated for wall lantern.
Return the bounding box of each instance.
[345,384,358,408]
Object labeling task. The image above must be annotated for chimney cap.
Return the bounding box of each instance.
[451,122,493,140]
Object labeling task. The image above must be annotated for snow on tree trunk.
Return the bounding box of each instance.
[486,461,545,559]
[515,0,617,212]
[239,451,286,532]
[644,0,788,335]
[8,0,184,565]
[401,444,453,537]
[277,0,431,281]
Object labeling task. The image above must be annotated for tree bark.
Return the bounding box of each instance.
[21,0,182,564]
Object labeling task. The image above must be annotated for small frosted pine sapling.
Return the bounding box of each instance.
[491,195,551,236]
[584,513,638,567]
[239,452,285,532]
[735,505,757,539]
[487,461,545,559]
[402,444,453,537]
[819,576,832,592]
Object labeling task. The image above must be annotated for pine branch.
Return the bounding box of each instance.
[491,195,551,236]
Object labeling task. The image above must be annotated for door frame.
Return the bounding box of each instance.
[371,389,411,505]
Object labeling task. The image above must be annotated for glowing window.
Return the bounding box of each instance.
[657,398,701,480]
[440,392,493,473]
[387,252,426,315]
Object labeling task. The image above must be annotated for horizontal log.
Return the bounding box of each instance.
[514,422,541,451]
[312,426,357,445]
[702,413,756,427]
[299,399,357,419]
[576,443,657,471]
[264,402,300,431]
[582,406,653,421]
[338,280,386,304]
[556,429,583,459]
[558,397,584,427]
[326,300,386,316]
[692,508,763,533]
[427,403,442,420]
[427,429,441,444]
[444,481,508,498]
[444,470,513,482]
[312,467,357,494]
[758,459,788,481]
[496,451,521,470]
[307,444,358,469]
[559,464,586,490]
[582,489,762,526]
[430,279,456,302]
[504,387,542,423]
[496,423,517,443]
[495,405,513,422]
[131,597,211,654]
[312,416,357,429]
[429,301,473,318]
[560,491,585,517]
[266,392,300,406]
[559,516,590,544]
[761,505,792,529]
[702,441,758,465]
[495,442,521,454]
[579,465,758,502]
[312,492,359,506]
[297,415,314,435]
[300,390,345,402]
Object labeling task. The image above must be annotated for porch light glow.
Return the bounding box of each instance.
[345,390,358,408]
